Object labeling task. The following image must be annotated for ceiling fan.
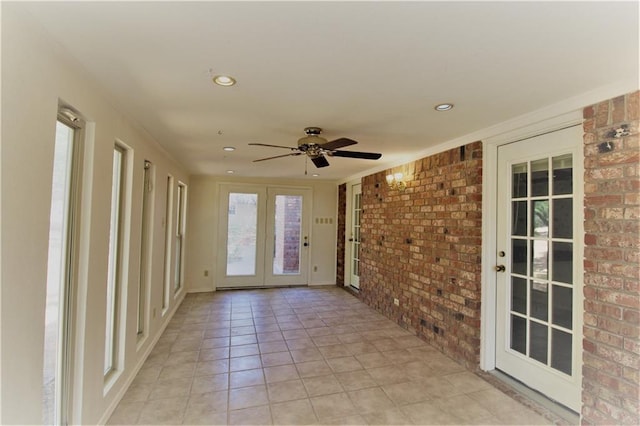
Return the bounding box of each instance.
[249,127,382,168]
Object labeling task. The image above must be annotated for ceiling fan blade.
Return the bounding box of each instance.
[310,154,330,168]
[330,150,382,160]
[253,152,302,162]
[249,143,298,150]
[320,137,358,150]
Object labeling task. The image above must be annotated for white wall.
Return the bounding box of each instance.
[1,6,189,424]
[185,176,338,292]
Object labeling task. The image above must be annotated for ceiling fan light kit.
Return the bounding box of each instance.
[249,127,382,169]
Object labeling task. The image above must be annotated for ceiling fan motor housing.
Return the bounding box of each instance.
[298,127,327,153]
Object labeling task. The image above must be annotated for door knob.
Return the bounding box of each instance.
[495,265,506,272]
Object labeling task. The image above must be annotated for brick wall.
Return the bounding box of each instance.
[336,183,346,286]
[358,141,483,369]
[582,91,640,425]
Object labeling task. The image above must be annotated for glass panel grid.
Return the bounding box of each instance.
[508,155,574,376]
[352,193,362,277]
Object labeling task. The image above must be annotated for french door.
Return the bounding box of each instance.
[349,183,362,289]
[217,184,311,288]
[495,125,582,411]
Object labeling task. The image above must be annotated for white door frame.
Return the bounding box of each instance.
[216,182,312,288]
[480,111,583,372]
[344,180,361,289]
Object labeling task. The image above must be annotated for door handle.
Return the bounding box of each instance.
[495,265,506,272]
[348,238,354,242]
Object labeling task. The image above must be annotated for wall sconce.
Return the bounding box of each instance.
[386,172,406,190]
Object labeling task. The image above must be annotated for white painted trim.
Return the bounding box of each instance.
[480,141,498,371]
[479,110,583,372]
[340,81,636,185]
[344,180,362,288]
[187,286,217,293]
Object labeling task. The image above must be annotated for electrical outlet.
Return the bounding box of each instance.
[393,298,400,306]
[313,266,318,272]
[204,270,209,277]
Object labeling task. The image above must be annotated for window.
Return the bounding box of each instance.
[174,182,187,293]
[137,160,154,339]
[162,175,174,312]
[43,110,83,425]
[104,144,128,377]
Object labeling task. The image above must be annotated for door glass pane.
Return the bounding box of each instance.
[530,322,548,364]
[512,239,527,275]
[511,277,527,314]
[353,239,360,275]
[226,193,258,276]
[531,240,548,280]
[512,201,527,236]
[530,281,548,321]
[553,154,573,195]
[552,242,573,283]
[512,163,527,198]
[273,195,302,275]
[551,329,572,375]
[352,191,362,281]
[511,315,526,355]
[552,285,573,329]
[531,159,549,196]
[553,199,573,239]
[532,200,549,237]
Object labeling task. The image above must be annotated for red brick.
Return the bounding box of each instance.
[597,289,640,309]
[595,100,611,127]
[583,91,640,426]
[627,91,639,121]
[612,95,627,123]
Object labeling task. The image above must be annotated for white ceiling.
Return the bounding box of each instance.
[17,1,639,181]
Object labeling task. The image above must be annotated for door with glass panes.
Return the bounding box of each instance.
[495,125,582,411]
[217,184,311,288]
[349,183,362,289]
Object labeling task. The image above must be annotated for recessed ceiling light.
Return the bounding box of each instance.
[223,146,235,152]
[435,103,454,111]
[312,173,319,177]
[213,75,236,86]
[226,170,234,174]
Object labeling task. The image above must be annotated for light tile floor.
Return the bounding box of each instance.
[108,287,558,425]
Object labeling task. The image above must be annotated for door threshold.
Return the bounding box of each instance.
[218,284,309,291]
[487,370,580,424]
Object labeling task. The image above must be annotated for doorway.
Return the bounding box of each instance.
[217,184,311,288]
[494,125,583,411]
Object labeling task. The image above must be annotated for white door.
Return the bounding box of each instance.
[349,183,362,289]
[495,125,582,411]
[264,188,311,286]
[218,184,311,288]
